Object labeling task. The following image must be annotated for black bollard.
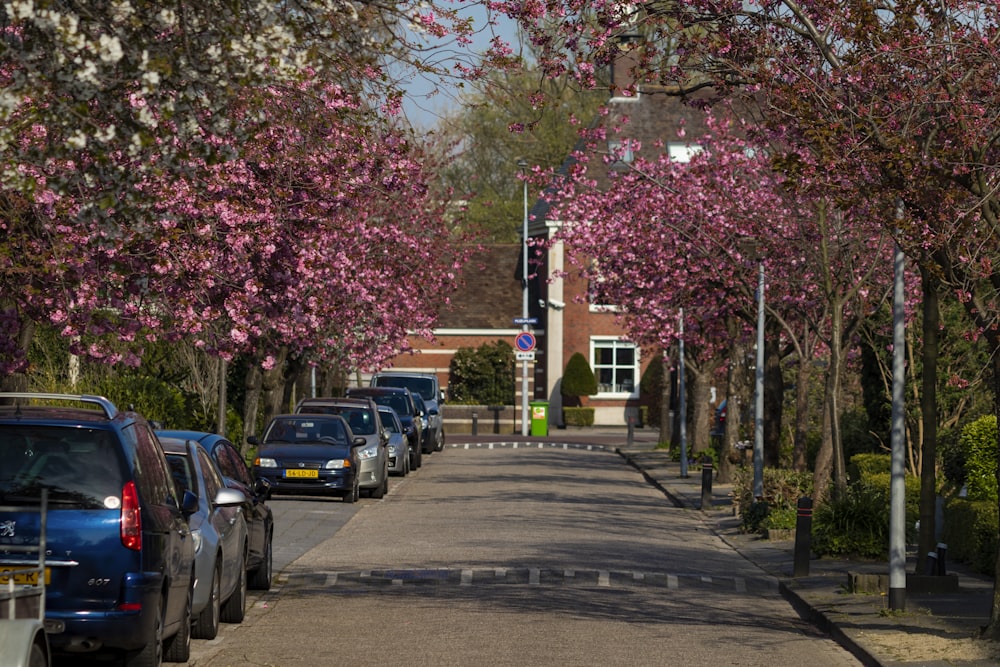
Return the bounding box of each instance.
[793,497,813,577]
[700,461,713,510]
[472,412,478,436]
[925,551,939,575]
[936,543,948,576]
[627,416,635,447]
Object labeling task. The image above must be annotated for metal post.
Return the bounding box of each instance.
[889,234,907,610]
[753,261,765,500]
[519,159,530,437]
[627,415,634,447]
[472,412,478,436]
[679,309,688,478]
[793,497,813,577]
[700,460,713,510]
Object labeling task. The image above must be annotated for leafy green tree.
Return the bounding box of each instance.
[435,66,605,242]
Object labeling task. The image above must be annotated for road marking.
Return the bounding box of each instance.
[735,577,746,593]
[598,571,610,587]
[667,575,679,589]
[461,569,473,586]
[529,568,540,585]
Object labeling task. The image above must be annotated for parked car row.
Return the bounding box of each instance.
[250,373,445,503]
[0,392,274,667]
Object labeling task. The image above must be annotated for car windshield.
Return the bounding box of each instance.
[375,376,434,401]
[263,417,348,445]
[378,410,400,433]
[302,406,376,435]
[0,425,125,508]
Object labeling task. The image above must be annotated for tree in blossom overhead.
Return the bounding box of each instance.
[501,0,1000,632]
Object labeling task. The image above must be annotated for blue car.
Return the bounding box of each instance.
[0,393,197,666]
[160,436,248,640]
[250,414,364,502]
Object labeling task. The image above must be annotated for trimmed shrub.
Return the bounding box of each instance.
[958,415,997,502]
[848,453,891,481]
[447,341,515,405]
[563,407,595,427]
[561,352,597,401]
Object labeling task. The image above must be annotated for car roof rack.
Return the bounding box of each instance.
[0,392,119,419]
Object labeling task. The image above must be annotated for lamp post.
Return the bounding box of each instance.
[679,308,688,478]
[738,238,765,500]
[518,159,529,436]
[753,260,765,500]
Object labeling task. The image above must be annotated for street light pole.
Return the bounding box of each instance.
[753,260,765,500]
[679,308,688,478]
[518,159,529,436]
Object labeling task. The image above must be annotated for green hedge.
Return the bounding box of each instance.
[959,415,998,502]
[563,407,594,427]
[943,498,998,575]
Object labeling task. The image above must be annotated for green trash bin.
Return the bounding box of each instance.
[529,401,549,437]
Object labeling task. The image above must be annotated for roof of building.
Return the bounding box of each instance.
[436,244,523,329]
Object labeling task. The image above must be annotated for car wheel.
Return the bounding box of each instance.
[370,472,385,499]
[27,638,46,667]
[192,563,221,639]
[343,477,358,503]
[220,550,247,624]
[435,430,444,452]
[248,531,273,591]
[163,585,192,663]
[124,600,162,667]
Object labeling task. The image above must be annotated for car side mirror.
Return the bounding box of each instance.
[353,436,367,447]
[247,435,260,446]
[429,407,439,416]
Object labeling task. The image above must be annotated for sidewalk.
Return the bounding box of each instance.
[468,426,1000,666]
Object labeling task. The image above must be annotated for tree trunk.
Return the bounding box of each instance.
[0,311,34,392]
[688,362,718,456]
[792,342,812,472]
[241,363,263,453]
[916,269,939,575]
[717,338,745,484]
[763,321,783,467]
[261,348,290,426]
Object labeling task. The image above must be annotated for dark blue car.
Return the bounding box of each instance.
[0,393,197,666]
[250,414,365,503]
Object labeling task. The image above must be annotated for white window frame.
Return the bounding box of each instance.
[590,337,639,398]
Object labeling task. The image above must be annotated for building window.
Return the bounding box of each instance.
[608,139,635,167]
[591,338,638,396]
[667,142,703,163]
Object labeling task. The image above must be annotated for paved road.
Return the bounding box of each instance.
[187,443,860,667]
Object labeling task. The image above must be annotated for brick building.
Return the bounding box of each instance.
[377,39,715,430]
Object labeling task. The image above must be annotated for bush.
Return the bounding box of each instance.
[958,415,997,502]
[812,480,890,559]
[942,497,998,575]
[731,467,813,535]
[848,453,891,481]
[563,407,594,427]
[447,341,515,405]
[561,352,597,401]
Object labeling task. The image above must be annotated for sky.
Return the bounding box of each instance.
[398,4,521,132]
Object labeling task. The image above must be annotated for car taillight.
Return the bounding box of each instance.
[121,480,142,551]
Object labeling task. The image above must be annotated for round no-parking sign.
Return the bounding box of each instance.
[515,332,536,352]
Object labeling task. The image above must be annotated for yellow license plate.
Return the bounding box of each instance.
[285,469,318,479]
[0,566,50,585]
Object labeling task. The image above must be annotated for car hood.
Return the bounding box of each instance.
[259,443,351,460]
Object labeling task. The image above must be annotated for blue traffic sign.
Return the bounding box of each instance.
[515,332,536,352]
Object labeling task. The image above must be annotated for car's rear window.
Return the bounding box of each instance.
[0,425,126,509]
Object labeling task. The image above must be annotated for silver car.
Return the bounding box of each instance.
[295,397,390,498]
[160,437,249,640]
[377,405,409,476]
